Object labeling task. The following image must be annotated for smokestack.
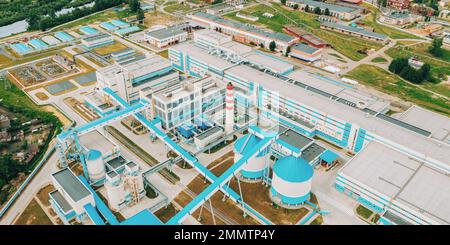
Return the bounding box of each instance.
[225,82,235,138]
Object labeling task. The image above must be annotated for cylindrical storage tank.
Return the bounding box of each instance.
[234,134,270,182]
[85,149,106,183]
[270,156,313,209]
[105,171,124,211]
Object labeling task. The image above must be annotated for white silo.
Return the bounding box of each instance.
[124,162,145,205]
[225,82,235,139]
[85,149,106,183]
[234,134,270,182]
[105,171,125,212]
[270,156,313,209]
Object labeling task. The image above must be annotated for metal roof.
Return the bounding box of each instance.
[277,127,313,151]
[146,25,187,40]
[288,0,361,13]
[340,141,450,224]
[273,155,313,182]
[291,43,320,54]
[192,12,297,43]
[52,168,91,202]
[321,22,388,40]
[395,105,450,143]
[49,190,73,213]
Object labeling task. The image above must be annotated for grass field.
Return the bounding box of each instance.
[356,205,373,220]
[386,44,450,79]
[345,65,450,116]
[14,199,52,225]
[371,57,388,63]
[224,3,382,61]
[93,42,129,56]
[164,3,193,14]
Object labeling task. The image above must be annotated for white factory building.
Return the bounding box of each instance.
[145,25,188,48]
[96,55,180,103]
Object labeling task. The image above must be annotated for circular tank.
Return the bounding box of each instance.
[85,149,106,183]
[234,134,270,182]
[105,178,124,211]
[270,156,313,208]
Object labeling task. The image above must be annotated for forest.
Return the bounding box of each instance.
[0,0,125,31]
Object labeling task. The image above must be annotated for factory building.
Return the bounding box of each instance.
[96,55,180,103]
[105,161,146,212]
[320,22,388,42]
[336,141,450,225]
[151,77,226,131]
[172,29,295,76]
[286,0,363,20]
[145,25,188,48]
[49,168,95,224]
[167,30,450,178]
[81,33,114,49]
[288,43,322,62]
[189,12,299,53]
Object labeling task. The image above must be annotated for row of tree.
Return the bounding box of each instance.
[27,0,124,31]
[388,58,432,84]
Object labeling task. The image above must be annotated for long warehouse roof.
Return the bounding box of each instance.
[226,65,450,169]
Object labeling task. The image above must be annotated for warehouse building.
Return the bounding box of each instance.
[96,55,180,103]
[320,22,388,42]
[336,141,450,225]
[189,12,299,53]
[289,43,322,62]
[286,0,363,20]
[145,25,188,48]
[81,33,114,49]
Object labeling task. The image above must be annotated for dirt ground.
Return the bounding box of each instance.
[41,105,72,128]
[93,42,129,56]
[14,198,53,225]
[36,184,55,207]
[143,12,178,27]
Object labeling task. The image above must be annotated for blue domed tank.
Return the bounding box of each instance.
[270,156,313,207]
[234,134,270,182]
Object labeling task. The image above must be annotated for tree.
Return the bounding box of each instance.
[26,11,41,30]
[259,43,264,48]
[129,0,140,12]
[377,0,387,7]
[285,46,291,56]
[418,63,431,81]
[280,0,287,5]
[137,8,145,22]
[314,7,321,15]
[293,4,299,10]
[429,37,443,57]
[304,5,309,12]
[269,41,276,52]
[324,8,330,16]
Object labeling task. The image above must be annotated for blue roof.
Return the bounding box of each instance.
[86,149,102,161]
[273,156,313,182]
[320,149,338,163]
[121,209,163,225]
[234,134,266,157]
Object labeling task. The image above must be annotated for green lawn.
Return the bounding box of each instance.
[345,65,450,116]
[386,44,450,79]
[14,199,53,225]
[371,57,388,63]
[164,3,193,14]
[356,205,373,220]
[224,3,382,61]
